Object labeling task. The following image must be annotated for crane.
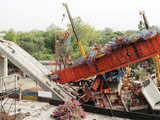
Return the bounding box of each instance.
[139,10,160,86]
[63,3,86,57]
[48,8,160,110]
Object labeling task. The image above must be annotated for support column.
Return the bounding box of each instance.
[0,55,8,93]
[0,55,8,77]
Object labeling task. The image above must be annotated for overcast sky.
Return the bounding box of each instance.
[0,0,160,31]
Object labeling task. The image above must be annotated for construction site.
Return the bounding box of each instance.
[1,2,160,120]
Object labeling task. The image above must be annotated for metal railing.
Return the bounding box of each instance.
[0,74,18,93]
[0,74,18,119]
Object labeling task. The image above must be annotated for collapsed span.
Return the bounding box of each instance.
[50,29,160,84]
[0,39,73,101]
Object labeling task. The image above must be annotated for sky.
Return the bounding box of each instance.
[0,0,160,31]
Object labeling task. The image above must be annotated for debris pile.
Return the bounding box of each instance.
[105,28,159,54]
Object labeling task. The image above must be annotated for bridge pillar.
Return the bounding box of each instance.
[0,55,8,77]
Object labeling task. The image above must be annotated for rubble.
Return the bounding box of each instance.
[0,98,130,120]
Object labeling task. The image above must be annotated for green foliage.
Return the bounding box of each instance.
[67,17,101,59]
[3,16,153,68]
[4,29,17,42]
[3,24,62,60]
[1,18,141,61]
[97,28,125,46]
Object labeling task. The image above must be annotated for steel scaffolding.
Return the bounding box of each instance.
[0,74,18,120]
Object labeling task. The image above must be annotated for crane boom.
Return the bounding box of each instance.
[63,3,86,57]
[139,11,149,29]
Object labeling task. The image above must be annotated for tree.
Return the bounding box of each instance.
[98,27,116,45]
[4,29,17,42]
[67,17,100,59]
[46,24,63,54]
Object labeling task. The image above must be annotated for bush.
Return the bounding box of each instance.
[51,99,86,120]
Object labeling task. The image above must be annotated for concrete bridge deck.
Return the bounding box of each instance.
[0,39,73,101]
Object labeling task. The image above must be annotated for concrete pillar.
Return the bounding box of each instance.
[0,55,8,77]
[19,88,22,101]
[0,55,8,93]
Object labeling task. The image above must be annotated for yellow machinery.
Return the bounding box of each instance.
[63,3,86,57]
[154,55,160,86]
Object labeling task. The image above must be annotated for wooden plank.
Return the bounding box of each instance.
[22,95,37,101]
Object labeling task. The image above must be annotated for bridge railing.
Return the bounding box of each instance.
[0,74,18,94]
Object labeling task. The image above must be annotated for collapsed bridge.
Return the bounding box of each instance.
[0,39,73,101]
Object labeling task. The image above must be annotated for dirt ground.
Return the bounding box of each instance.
[1,99,130,120]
